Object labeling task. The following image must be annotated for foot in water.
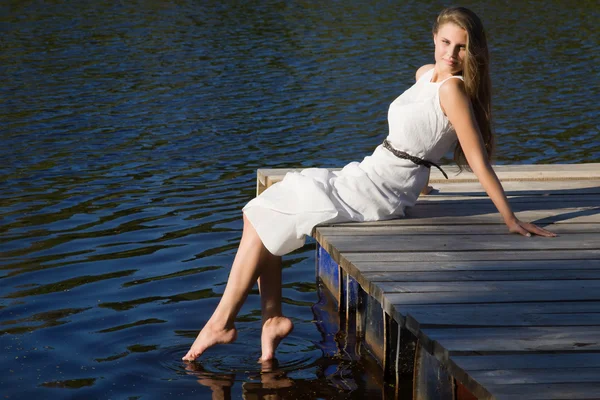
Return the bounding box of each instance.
[260,316,294,362]
[182,323,238,362]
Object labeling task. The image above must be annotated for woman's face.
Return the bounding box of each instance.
[433,22,467,75]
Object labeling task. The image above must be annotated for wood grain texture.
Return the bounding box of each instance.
[400,301,600,328]
[482,383,600,400]
[316,223,600,236]
[386,288,600,305]
[257,164,600,188]
[451,353,600,371]
[471,367,600,385]
[342,249,600,263]
[422,326,600,353]
[322,232,600,253]
[364,269,600,282]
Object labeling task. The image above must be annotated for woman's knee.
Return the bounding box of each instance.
[242,213,262,243]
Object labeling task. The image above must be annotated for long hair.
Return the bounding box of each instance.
[433,7,494,170]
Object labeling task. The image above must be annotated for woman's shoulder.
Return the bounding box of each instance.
[439,76,467,98]
[415,64,435,81]
[438,77,469,116]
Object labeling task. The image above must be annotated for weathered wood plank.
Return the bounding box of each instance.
[448,354,600,400]
[353,260,600,274]
[257,167,600,199]
[316,223,599,236]
[422,326,600,353]
[343,261,600,295]
[417,194,600,206]
[364,269,600,282]
[405,205,600,223]
[378,280,600,313]
[442,163,600,177]
[333,253,600,292]
[472,367,600,385]
[399,302,600,328]
[386,288,600,305]
[452,353,600,371]
[378,280,600,294]
[343,250,600,263]
[438,189,600,199]
[321,233,600,253]
[427,180,600,195]
[317,206,600,227]
[483,382,600,400]
[258,164,600,186]
[413,345,455,400]
[334,254,600,293]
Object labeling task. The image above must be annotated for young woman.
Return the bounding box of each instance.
[183,6,555,363]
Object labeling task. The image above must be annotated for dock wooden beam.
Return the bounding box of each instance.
[257,163,600,399]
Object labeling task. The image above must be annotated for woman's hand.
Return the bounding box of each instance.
[507,219,557,237]
[420,185,434,195]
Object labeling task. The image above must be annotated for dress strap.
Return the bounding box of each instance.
[382,140,448,179]
[439,75,464,84]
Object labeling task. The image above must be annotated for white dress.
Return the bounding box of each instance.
[243,68,462,256]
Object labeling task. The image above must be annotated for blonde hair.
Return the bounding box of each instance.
[433,7,494,170]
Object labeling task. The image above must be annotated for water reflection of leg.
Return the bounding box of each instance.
[311,282,341,358]
[257,254,294,361]
[185,362,235,400]
[258,359,293,389]
[312,282,360,392]
[183,214,292,362]
[242,359,293,399]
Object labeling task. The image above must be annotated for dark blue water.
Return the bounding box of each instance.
[1,0,598,398]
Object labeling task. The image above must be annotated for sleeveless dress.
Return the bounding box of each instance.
[243,68,462,256]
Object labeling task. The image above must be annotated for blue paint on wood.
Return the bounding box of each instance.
[347,275,359,313]
[341,270,347,315]
[316,244,340,304]
[313,281,341,358]
[363,289,385,365]
[314,245,411,397]
[312,278,386,393]
[414,345,454,400]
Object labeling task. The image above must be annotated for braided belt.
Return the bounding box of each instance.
[382,139,448,179]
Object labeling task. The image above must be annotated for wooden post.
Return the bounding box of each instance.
[413,343,454,400]
[363,291,385,365]
[345,273,359,338]
[316,245,341,306]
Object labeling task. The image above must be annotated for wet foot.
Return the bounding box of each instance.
[182,323,237,362]
[260,316,294,361]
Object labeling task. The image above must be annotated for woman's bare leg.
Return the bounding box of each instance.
[183,213,272,361]
[257,254,294,361]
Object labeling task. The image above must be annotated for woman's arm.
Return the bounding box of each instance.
[439,79,556,237]
[417,65,435,196]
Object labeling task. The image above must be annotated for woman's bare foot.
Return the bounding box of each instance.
[182,323,238,362]
[260,317,294,361]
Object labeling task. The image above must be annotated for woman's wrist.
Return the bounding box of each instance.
[503,213,518,226]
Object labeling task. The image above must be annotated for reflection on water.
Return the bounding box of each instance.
[1,0,598,398]
[171,284,391,399]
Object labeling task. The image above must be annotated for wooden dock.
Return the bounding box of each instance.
[257,163,600,400]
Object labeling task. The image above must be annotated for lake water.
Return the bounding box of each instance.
[1,0,598,398]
